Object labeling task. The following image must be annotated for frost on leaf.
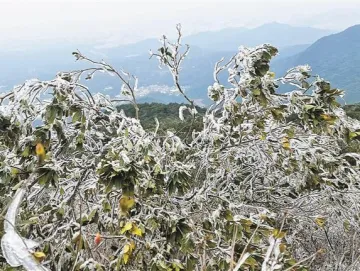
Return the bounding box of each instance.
[1,188,49,271]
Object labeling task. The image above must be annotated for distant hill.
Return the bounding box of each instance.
[272,25,360,103]
[183,27,248,51]
[274,44,310,60]
[183,22,332,51]
[101,23,328,57]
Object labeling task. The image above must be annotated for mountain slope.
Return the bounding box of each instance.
[184,22,332,51]
[274,44,310,60]
[183,27,248,51]
[272,24,360,103]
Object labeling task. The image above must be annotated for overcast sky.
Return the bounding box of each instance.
[0,0,360,49]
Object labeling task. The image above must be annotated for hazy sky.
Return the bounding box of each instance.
[0,0,359,49]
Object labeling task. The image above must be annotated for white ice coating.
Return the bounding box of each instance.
[1,188,49,271]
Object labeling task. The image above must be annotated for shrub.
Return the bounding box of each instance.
[1,25,360,271]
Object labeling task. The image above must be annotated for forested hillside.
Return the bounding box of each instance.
[120,102,360,128]
[273,25,360,103]
[118,103,206,140]
[343,103,360,119]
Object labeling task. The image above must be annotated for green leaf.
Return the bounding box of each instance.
[180,236,195,253]
[60,187,65,195]
[57,207,65,216]
[244,256,258,269]
[349,131,360,140]
[224,209,233,221]
[172,261,184,271]
[10,168,19,176]
[88,208,98,222]
[72,111,82,123]
[12,181,24,190]
[252,89,261,96]
[46,106,57,124]
[344,219,350,232]
[158,47,165,54]
[39,172,51,185]
[22,146,30,157]
[102,201,112,212]
[285,128,295,138]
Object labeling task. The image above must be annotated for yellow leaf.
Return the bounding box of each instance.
[130,240,136,250]
[260,132,267,140]
[10,168,19,176]
[277,231,287,239]
[240,219,253,226]
[320,114,331,121]
[244,256,258,268]
[131,224,143,237]
[121,222,133,234]
[315,217,326,228]
[123,244,130,254]
[273,228,286,238]
[33,251,46,263]
[279,243,286,253]
[268,71,276,78]
[349,131,360,140]
[122,242,135,265]
[123,253,129,264]
[119,196,135,214]
[320,114,337,124]
[35,143,45,156]
[282,137,291,150]
[259,214,267,221]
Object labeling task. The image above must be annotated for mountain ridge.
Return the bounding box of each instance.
[183,22,333,51]
[272,24,360,102]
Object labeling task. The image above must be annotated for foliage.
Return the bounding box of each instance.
[342,104,360,153]
[1,25,360,271]
[343,103,360,120]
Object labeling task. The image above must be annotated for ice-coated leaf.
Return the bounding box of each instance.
[179,105,187,121]
[1,188,49,271]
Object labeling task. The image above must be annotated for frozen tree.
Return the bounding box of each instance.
[1,25,360,271]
